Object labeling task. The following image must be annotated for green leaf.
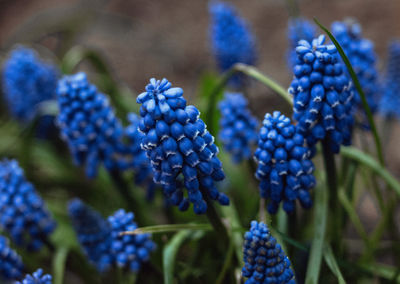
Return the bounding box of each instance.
[323,245,346,284]
[163,230,193,284]
[305,183,328,284]
[221,203,244,267]
[53,247,69,284]
[341,146,400,196]
[313,18,384,166]
[121,223,212,236]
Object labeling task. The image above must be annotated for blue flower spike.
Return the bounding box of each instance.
[16,269,52,284]
[137,78,229,214]
[379,40,400,118]
[0,159,56,251]
[0,235,24,280]
[242,221,295,284]
[289,35,355,153]
[56,72,125,178]
[219,93,258,163]
[108,209,156,272]
[2,46,58,122]
[68,199,112,272]
[209,1,257,86]
[254,112,315,214]
[287,17,316,68]
[331,19,380,114]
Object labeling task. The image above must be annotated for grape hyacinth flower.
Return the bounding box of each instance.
[57,72,125,178]
[0,159,56,251]
[379,40,400,118]
[68,199,112,272]
[289,35,355,153]
[254,112,315,214]
[209,1,257,86]
[218,93,258,163]
[108,209,156,272]
[287,17,316,69]
[0,235,24,280]
[2,46,58,122]
[16,269,52,284]
[137,78,229,214]
[242,221,295,284]
[331,20,380,113]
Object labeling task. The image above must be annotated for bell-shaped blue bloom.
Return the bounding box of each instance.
[0,159,56,251]
[242,221,295,284]
[137,78,229,214]
[254,112,315,214]
[16,269,52,284]
[219,92,258,163]
[68,199,112,272]
[289,35,355,153]
[209,1,257,87]
[2,46,58,123]
[108,209,156,272]
[379,40,400,118]
[331,20,380,114]
[0,235,24,280]
[56,72,125,178]
[287,17,316,69]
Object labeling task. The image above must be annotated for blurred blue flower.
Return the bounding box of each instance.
[56,72,125,178]
[209,1,257,87]
[287,17,316,69]
[242,221,295,284]
[289,35,355,153]
[0,159,56,251]
[218,92,258,163]
[108,209,156,272]
[331,20,380,114]
[254,112,315,214]
[68,198,112,272]
[0,235,24,280]
[16,269,52,284]
[137,78,229,214]
[379,40,400,118]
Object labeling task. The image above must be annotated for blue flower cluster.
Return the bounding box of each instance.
[209,1,257,86]
[68,199,155,273]
[287,17,316,69]
[379,40,400,118]
[68,199,112,272]
[218,93,258,163]
[0,235,24,280]
[331,20,380,113]
[289,35,355,153]
[56,72,125,178]
[2,46,58,122]
[242,221,295,284]
[137,78,229,214]
[254,112,315,214]
[0,159,56,251]
[16,269,52,284]
[108,209,155,272]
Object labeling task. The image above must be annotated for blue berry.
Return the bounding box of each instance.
[0,159,56,251]
[219,93,258,163]
[137,78,229,214]
[2,46,58,122]
[0,235,24,280]
[254,112,315,214]
[242,221,295,284]
[16,269,52,284]
[288,35,355,153]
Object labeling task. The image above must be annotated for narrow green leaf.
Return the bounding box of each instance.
[313,18,384,166]
[357,262,400,283]
[53,247,69,284]
[221,203,244,267]
[121,223,212,236]
[215,239,234,284]
[341,147,400,196]
[305,183,328,284]
[323,245,346,284]
[163,230,193,284]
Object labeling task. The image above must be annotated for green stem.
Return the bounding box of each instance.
[216,239,235,284]
[53,247,69,284]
